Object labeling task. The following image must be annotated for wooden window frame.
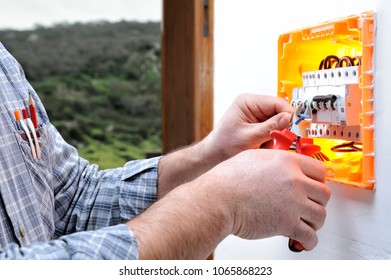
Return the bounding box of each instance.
[162,0,214,153]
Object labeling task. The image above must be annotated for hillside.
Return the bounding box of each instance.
[0,21,162,169]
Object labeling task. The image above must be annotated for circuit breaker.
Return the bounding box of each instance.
[277,11,375,190]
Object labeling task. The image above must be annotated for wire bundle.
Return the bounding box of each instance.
[318,55,361,70]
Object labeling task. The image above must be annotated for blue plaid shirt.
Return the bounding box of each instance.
[0,42,159,259]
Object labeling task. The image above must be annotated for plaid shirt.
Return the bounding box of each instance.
[0,42,159,259]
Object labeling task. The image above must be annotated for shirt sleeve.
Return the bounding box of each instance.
[49,119,160,236]
[0,224,139,259]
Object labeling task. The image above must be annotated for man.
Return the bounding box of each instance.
[0,42,330,259]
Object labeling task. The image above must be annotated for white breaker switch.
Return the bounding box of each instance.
[291,66,362,142]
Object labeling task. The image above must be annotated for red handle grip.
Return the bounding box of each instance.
[270,130,321,253]
[290,137,321,252]
[269,128,296,150]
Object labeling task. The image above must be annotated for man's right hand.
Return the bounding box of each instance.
[206,148,330,251]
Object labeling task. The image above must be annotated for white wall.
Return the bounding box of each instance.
[214,0,391,259]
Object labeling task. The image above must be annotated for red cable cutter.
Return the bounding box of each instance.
[269,128,322,252]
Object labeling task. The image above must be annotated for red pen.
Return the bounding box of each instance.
[22,108,29,119]
[29,93,38,129]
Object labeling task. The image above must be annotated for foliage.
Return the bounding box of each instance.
[0,21,162,169]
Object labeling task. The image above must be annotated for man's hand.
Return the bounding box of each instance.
[207,149,330,250]
[203,94,294,163]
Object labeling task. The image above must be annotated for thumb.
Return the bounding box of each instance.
[255,112,291,144]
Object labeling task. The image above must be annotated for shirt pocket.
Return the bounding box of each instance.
[14,122,55,231]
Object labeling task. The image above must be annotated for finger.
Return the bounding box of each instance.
[241,94,294,121]
[297,154,327,183]
[300,199,327,231]
[289,220,318,251]
[251,112,291,144]
[304,179,331,207]
[260,139,274,149]
[255,95,294,116]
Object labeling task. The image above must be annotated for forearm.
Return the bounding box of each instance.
[127,173,232,259]
[157,136,223,198]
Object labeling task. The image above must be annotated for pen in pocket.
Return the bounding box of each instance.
[22,108,41,160]
[28,94,39,129]
[14,109,37,161]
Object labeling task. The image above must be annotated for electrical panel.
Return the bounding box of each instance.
[277,11,375,190]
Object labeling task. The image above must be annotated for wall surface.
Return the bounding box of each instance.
[214,0,391,259]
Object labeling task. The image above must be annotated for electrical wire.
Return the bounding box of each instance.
[352,56,362,66]
[338,56,354,67]
[330,141,362,152]
[318,55,362,70]
[318,55,339,70]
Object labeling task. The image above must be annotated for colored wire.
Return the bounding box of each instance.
[352,56,362,66]
[338,56,354,67]
[330,141,362,152]
[318,55,362,70]
[313,152,330,161]
[294,114,306,125]
[318,55,339,70]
